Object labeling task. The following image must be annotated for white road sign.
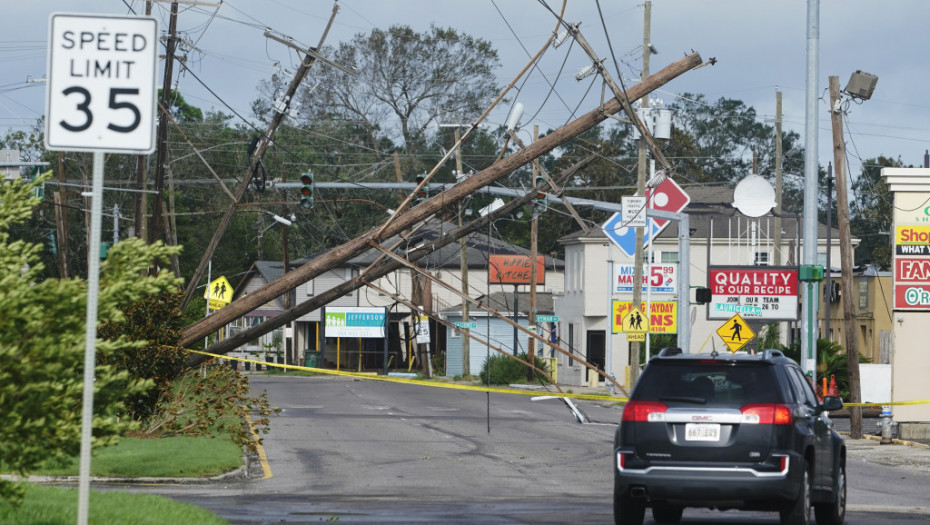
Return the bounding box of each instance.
[45,14,158,153]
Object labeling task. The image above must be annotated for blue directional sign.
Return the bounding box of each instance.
[602,212,663,258]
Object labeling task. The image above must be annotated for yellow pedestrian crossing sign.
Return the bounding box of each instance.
[622,306,649,342]
[204,276,233,310]
[716,313,755,353]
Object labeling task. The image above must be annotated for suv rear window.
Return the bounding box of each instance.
[633,362,777,406]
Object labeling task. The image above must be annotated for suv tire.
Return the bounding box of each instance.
[652,503,683,524]
[814,458,846,525]
[780,464,811,525]
[613,490,645,525]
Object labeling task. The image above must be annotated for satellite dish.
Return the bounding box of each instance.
[505,103,524,131]
[732,174,776,217]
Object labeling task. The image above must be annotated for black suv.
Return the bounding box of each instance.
[614,348,845,525]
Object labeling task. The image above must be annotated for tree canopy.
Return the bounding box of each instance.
[0,174,181,504]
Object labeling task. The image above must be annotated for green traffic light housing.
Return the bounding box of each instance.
[415,173,428,202]
[534,175,547,212]
[300,172,314,209]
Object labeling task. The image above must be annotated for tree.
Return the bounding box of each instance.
[668,93,807,213]
[850,156,901,268]
[295,25,501,158]
[0,174,181,504]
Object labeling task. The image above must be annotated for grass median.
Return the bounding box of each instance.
[0,483,227,525]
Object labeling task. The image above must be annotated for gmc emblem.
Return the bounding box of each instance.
[691,415,713,421]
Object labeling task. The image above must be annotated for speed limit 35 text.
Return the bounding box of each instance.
[61,30,148,79]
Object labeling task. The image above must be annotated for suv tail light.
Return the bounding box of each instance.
[622,400,668,422]
[740,404,793,425]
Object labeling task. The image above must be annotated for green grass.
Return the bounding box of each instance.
[29,435,242,478]
[0,483,227,525]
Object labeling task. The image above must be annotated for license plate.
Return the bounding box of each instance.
[685,423,721,441]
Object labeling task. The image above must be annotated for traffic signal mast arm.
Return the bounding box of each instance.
[185,154,598,364]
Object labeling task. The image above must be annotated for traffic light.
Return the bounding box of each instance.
[300,171,314,209]
[534,175,547,212]
[415,173,428,202]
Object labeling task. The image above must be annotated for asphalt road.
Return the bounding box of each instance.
[126,374,930,524]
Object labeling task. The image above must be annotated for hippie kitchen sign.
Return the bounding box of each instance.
[707,266,799,321]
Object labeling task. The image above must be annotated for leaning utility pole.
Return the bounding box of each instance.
[454,128,471,376]
[631,1,652,382]
[149,1,178,246]
[179,52,704,347]
[527,125,539,381]
[829,75,862,439]
[180,4,343,309]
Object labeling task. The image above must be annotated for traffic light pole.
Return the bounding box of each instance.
[180,4,342,310]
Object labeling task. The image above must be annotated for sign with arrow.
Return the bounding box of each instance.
[602,178,690,257]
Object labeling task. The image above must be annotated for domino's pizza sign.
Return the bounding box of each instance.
[45,14,158,153]
[603,178,690,257]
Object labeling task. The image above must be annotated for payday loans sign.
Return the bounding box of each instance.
[707,266,799,321]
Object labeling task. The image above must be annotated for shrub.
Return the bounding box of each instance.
[480,352,551,385]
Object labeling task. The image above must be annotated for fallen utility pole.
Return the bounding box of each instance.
[180,3,342,310]
[185,155,597,364]
[180,51,704,348]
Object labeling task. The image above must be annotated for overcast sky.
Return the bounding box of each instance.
[3,1,929,185]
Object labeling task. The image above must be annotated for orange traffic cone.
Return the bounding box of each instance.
[827,374,839,397]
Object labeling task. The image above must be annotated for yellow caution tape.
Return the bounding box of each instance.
[844,400,930,407]
[188,349,626,403]
[187,350,930,408]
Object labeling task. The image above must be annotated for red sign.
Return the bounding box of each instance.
[894,256,930,310]
[489,255,545,285]
[895,257,930,282]
[894,284,930,310]
[644,177,691,229]
[707,266,799,321]
[710,268,798,296]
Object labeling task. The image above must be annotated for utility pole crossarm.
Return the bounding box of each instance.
[566,25,676,176]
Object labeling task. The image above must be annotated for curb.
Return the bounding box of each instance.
[839,431,930,449]
[2,457,249,486]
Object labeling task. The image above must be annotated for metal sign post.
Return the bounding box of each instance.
[45,14,158,525]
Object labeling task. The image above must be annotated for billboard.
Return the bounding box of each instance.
[707,266,799,321]
[489,254,545,285]
[612,300,678,334]
[323,307,387,338]
[613,263,678,294]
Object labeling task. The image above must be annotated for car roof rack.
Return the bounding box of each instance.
[657,347,683,357]
[761,349,785,359]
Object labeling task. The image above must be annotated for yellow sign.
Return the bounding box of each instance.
[621,307,649,342]
[715,313,755,353]
[896,225,930,245]
[204,276,233,310]
[612,301,677,334]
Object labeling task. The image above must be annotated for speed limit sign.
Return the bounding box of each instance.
[45,14,158,153]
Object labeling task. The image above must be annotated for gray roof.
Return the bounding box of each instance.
[293,217,564,271]
[440,291,556,317]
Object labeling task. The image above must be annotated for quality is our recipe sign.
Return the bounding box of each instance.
[707,266,799,321]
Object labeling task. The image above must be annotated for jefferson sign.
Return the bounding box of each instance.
[707,266,799,321]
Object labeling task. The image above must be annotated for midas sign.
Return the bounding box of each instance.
[896,225,930,245]
[612,301,677,334]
